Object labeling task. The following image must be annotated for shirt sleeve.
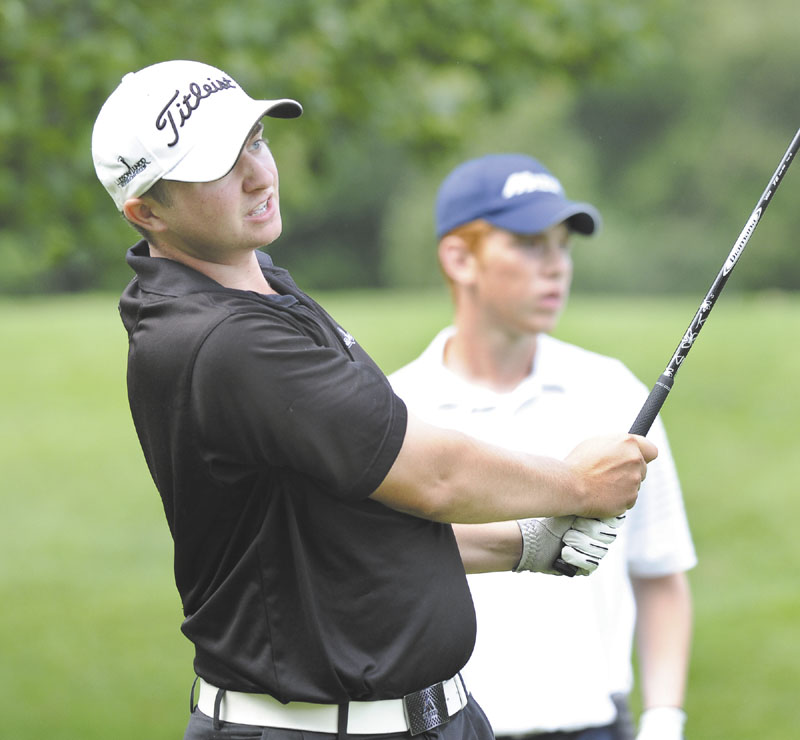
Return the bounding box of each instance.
[624,412,698,577]
[592,358,697,577]
[190,310,407,501]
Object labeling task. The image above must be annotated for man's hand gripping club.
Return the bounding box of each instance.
[515,434,657,576]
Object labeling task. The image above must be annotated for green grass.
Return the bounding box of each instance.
[2,290,799,739]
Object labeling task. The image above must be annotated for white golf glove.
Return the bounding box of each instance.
[636,707,686,740]
[560,514,626,575]
[514,514,625,575]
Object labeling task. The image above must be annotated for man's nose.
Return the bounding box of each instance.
[241,152,274,191]
[541,243,570,272]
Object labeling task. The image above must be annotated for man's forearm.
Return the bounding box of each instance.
[453,521,522,573]
[633,572,693,709]
[371,413,654,524]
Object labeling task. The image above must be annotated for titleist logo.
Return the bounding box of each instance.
[155,76,238,147]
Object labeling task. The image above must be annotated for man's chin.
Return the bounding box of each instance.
[526,313,561,335]
[255,223,283,249]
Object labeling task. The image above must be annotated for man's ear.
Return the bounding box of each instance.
[122,198,167,232]
[438,234,477,287]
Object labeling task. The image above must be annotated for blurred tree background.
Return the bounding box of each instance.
[1,0,798,295]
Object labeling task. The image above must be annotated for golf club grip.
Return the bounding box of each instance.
[553,557,579,576]
[629,374,674,436]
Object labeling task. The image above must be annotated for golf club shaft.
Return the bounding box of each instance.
[554,126,800,577]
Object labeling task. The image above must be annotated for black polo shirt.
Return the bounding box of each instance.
[118,242,476,703]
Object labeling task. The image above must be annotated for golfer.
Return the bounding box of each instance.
[390,154,696,740]
[92,60,657,740]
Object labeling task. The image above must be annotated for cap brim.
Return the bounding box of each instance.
[164,97,302,184]
[562,203,601,235]
[486,197,601,237]
[265,99,303,119]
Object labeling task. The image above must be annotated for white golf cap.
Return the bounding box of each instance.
[92,60,302,209]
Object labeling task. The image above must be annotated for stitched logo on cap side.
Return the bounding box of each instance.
[116,156,151,187]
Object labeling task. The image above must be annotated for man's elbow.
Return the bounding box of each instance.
[370,475,463,523]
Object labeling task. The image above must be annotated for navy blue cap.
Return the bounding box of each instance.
[435,153,601,239]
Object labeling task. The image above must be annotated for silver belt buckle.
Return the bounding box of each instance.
[402,682,449,736]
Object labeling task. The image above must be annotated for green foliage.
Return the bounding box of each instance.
[380,0,800,294]
[384,1,800,294]
[2,291,799,738]
[0,0,676,293]
[2,0,798,294]
[568,0,800,294]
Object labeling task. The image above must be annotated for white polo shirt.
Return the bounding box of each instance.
[390,328,696,735]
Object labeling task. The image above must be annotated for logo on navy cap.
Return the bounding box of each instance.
[502,171,563,199]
